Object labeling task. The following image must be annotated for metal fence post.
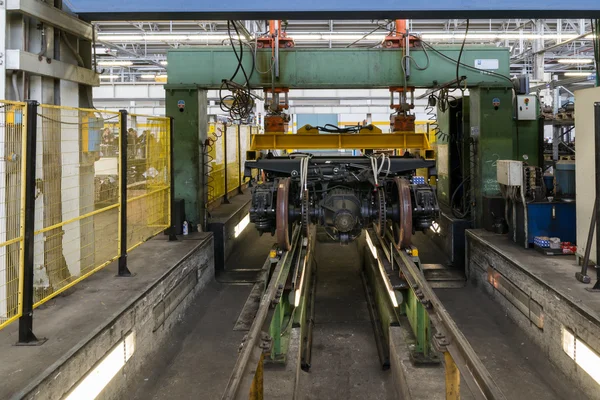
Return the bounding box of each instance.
[223,124,229,204]
[237,125,243,195]
[589,102,600,292]
[118,109,133,277]
[168,117,177,241]
[17,100,45,345]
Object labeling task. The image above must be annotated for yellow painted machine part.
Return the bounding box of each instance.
[250,131,431,151]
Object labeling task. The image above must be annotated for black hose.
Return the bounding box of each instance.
[456,19,470,88]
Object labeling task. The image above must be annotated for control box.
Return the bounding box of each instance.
[517,95,537,120]
[497,160,523,186]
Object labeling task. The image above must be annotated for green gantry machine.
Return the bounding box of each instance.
[164,45,541,234]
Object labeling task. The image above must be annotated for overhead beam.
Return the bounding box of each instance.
[7,0,93,40]
[6,50,99,86]
[166,46,511,89]
[67,1,600,21]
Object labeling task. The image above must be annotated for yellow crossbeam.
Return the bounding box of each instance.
[250,132,430,150]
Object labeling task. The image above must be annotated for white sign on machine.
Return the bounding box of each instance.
[474,59,499,70]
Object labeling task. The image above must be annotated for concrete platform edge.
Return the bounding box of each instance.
[13,235,214,400]
[389,324,445,400]
[466,230,600,400]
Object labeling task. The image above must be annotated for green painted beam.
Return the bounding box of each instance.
[167,46,510,89]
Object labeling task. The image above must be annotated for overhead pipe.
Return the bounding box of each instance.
[12,73,21,102]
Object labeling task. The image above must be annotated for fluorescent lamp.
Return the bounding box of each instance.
[366,231,378,260]
[365,231,398,308]
[65,332,135,400]
[377,257,399,308]
[562,327,600,385]
[98,34,230,42]
[294,256,308,307]
[96,32,594,44]
[421,32,587,40]
[557,59,594,64]
[234,214,250,238]
[99,75,118,80]
[564,72,594,77]
[140,74,157,79]
[97,61,133,67]
[160,61,168,65]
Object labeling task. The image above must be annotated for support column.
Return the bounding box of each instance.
[167,88,208,230]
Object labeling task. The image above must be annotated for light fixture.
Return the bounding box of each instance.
[65,332,135,400]
[365,231,398,308]
[98,34,230,42]
[557,59,594,64]
[160,61,168,65]
[140,74,157,79]
[429,221,441,234]
[562,327,600,385]
[564,72,594,77]
[421,32,590,40]
[97,61,133,67]
[365,231,378,260]
[234,214,250,238]
[99,75,118,80]
[294,256,308,307]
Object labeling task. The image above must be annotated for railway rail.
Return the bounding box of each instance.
[221,222,506,400]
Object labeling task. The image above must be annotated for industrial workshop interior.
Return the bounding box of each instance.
[2,2,600,400]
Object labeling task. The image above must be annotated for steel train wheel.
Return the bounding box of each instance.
[375,187,387,236]
[276,178,292,250]
[392,177,413,248]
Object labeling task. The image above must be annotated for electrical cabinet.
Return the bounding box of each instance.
[517,95,537,121]
[497,160,523,186]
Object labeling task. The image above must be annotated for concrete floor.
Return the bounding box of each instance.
[126,229,590,400]
[437,285,587,399]
[297,239,394,400]
[129,228,275,400]
[471,229,600,320]
[0,233,210,400]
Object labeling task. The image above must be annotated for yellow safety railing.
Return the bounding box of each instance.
[126,114,170,252]
[33,105,122,307]
[207,122,257,207]
[0,101,27,330]
[0,101,173,331]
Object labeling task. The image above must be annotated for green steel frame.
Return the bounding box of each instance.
[165,45,512,226]
[166,46,510,89]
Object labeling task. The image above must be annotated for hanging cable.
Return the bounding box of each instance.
[219,21,255,121]
[290,153,312,198]
[456,19,470,89]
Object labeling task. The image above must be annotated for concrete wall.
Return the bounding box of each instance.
[467,232,600,400]
[18,236,214,400]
